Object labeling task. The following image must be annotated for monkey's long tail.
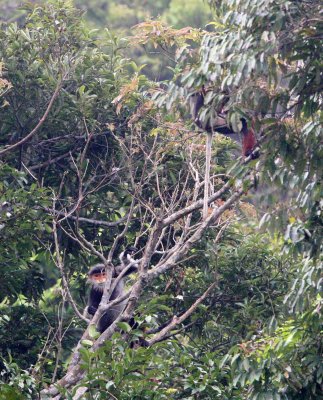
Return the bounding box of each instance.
[203,132,213,219]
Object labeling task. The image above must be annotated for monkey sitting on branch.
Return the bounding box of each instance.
[84,246,138,333]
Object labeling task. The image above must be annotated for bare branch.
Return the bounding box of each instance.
[43,208,129,227]
[203,132,213,219]
[29,150,73,171]
[150,186,245,279]
[162,179,232,227]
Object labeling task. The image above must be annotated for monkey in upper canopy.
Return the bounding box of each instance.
[189,89,259,159]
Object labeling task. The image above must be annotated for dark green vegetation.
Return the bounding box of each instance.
[0,1,321,399]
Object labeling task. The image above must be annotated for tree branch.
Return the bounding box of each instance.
[147,282,217,346]
[0,78,64,156]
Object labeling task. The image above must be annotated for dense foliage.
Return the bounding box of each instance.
[0,1,321,399]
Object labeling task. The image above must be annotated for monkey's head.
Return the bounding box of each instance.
[88,264,107,288]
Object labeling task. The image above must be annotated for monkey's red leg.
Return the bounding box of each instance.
[242,128,257,157]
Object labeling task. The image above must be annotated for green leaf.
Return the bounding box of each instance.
[89,324,100,339]
[117,322,132,332]
[81,339,94,347]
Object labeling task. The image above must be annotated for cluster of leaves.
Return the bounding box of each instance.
[0,62,12,106]
[130,21,201,49]
[223,302,322,400]
[0,1,128,169]
[72,337,233,400]
[0,0,212,82]
[0,164,49,302]
[0,355,37,400]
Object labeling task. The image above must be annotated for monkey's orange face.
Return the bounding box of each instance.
[91,272,107,283]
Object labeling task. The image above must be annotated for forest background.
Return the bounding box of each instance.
[0,0,321,399]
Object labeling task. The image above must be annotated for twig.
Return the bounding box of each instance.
[52,219,89,322]
[43,208,129,227]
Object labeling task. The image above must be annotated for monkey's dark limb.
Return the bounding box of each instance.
[203,131,213,219]
[87,286,102,315]
[87,305,97,315]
